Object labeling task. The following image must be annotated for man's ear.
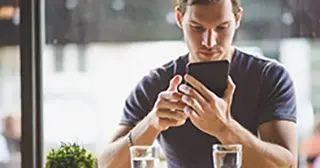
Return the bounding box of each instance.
[235,7,243,29]
[175,6,183,29]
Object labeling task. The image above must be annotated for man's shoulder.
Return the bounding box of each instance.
[235,47,286,74]
[147,54,188,80]
[234,48,292,92]
[236,47,276,64]
[132,54,188,94]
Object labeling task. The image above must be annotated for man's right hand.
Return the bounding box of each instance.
[147,75,189,131]
[98,75,188,168]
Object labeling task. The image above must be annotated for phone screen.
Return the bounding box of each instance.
[186,60,230,98]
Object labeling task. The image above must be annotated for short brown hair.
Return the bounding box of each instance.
[175,0,241,16]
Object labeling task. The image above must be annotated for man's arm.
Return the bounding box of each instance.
[99,75,188,168]
[98,118,161,168]
[98,125,133,168]
[216,119,297,168]
[180,61,297,168]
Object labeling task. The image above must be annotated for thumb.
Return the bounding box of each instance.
[167,75,182,91]
[223,76,236,103]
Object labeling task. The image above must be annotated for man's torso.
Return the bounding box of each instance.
[120,48,296,168]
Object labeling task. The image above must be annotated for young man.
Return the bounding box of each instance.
[99,0,298,167]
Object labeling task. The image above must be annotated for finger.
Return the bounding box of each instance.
[156,109,188,121]
[223,76,236,103]
[181,95,204,115]
[179,84,207,106]
[184,74,218,102]
[184,106,200,120]
[156,99,187,112]
[159,118,186,128]
[158,91,184,102]
[167,75,183,91]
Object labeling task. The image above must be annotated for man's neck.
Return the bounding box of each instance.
[229,46,236,62]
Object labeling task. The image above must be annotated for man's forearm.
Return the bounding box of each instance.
[216,119,295,168]
[99,136,131,168]
[99,116,161,168]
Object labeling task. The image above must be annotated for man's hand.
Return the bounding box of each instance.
[178,74,236,136]
[179,74,297,168]
[147,75,189,132]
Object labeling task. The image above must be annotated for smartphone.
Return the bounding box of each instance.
[186,60,230,98]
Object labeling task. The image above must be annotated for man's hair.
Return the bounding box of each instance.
[175,0,240,16]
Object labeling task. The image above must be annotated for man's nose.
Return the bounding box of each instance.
[202,29,216,48]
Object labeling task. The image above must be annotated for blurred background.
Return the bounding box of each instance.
[0,0,320,167]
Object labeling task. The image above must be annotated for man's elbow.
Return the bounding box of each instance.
[267,150,296,168]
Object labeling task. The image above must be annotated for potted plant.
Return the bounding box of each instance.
[45,142,98,168]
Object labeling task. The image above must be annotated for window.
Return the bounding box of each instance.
[9,0,319,167]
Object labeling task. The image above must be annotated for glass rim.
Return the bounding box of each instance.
[129,145,158,150]
[212,144,242,150]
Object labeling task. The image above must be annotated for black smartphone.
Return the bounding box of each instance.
[186,60,230,98]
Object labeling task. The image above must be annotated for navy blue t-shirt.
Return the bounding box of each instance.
[119,48,297,168]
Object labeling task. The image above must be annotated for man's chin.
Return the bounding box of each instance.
[190,52,226,63]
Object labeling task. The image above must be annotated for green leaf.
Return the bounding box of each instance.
[45,142,97,168]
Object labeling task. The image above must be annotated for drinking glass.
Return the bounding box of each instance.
[130,145,160,168]
[212,144,242,168]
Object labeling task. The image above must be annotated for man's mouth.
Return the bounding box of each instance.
[199,51,220,57]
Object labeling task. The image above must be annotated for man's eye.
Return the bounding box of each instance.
[192,26,205,32]
[216,26,227,31]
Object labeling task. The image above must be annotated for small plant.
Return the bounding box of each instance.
[45,142,97,168]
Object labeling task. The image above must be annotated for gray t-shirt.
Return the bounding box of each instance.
[120,48,297,168]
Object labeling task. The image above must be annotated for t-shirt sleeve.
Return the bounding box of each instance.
[119,70,170,126]
[257,62,297,125]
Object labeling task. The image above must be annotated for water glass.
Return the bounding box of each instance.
[130,145,160,168]
[213,144,242,168]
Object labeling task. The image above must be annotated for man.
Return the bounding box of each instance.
[99,0,298,167]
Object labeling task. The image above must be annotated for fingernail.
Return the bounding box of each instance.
[181,95,188,103]
[179,84,191,94]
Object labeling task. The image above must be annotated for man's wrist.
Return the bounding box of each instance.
[214,118,237,143]
[148,123,162,136]
[146,113,162,134]
[126,115,162,147]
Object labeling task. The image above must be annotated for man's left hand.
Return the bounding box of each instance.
[178,74,236,136]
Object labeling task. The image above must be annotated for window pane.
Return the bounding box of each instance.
[0,12,21,168]
[0,0,20,166]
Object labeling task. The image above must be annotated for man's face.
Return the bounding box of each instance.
[176,0,242,63]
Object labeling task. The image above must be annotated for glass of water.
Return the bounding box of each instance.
[130,145,160,168]
[212,144,242,168]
